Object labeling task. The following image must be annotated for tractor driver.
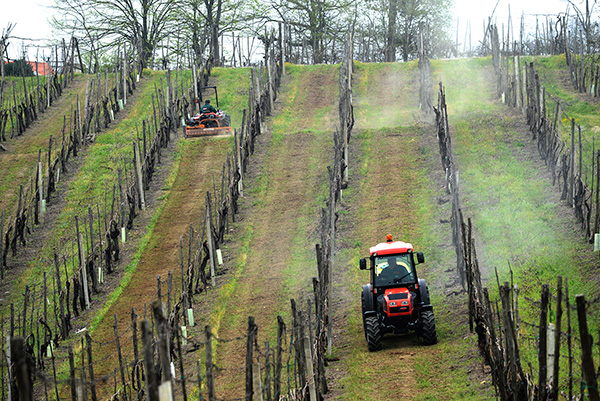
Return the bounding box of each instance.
[200,99,217,114]
[378,256,412,286]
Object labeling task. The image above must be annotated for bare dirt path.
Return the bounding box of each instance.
[86,136,233,396]
[212,65,339,399]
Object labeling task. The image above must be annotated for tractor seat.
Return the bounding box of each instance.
[200,112,218,118]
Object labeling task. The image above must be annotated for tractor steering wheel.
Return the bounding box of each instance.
[393,272,412,284]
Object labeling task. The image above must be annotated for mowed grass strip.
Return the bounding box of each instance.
[339,125,488,400]
[353,61,420,129]
[328,63,493,400]
[333,61,492,400]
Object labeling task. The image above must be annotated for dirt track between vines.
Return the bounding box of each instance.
[322,63,467,400]
[87,136,233,398]
[212,66,338,398]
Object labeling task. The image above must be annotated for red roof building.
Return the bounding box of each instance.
[27,61,54,76]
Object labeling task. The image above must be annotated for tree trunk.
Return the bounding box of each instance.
[385,0,398,62]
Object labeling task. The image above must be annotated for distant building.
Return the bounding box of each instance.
[26,61,54,76]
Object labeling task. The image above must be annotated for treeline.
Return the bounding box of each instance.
[46,0,456,69]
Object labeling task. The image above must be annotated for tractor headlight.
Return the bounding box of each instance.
[390,302,397,306]
[401,301,409,306]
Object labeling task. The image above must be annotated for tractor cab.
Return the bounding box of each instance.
[359,236,437,351]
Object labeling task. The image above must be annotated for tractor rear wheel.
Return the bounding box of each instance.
[222,115,231,127]
[365,316,382,352]
[420,310,438,345]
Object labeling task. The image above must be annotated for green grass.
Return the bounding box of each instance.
[270,63,338,135]
[525,54,600,189]
[336,60,488,398]
[434,54,600,394]
[210,67,251,128]
[87,138,184,332]
[353,61,420,128]
[211,64,339,349]
[28,71,165,267]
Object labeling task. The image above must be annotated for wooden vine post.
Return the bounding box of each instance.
[141,319,158,401]
[538,284,549,400]
[551,276,563,400]
[205,325,215,401]
[134,141,146,210]
[576,295,599,401]
[78,233,90,310]
[246,316,256,400]
[206,192,216,286]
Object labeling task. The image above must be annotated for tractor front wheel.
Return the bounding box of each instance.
[365,316,382,352]
[420,310,438,345]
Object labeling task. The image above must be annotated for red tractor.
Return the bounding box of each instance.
[360,235,437,351]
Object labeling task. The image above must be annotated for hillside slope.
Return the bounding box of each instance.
[0,75,88,212]
[208,64,339,398]
[83,68,252,397]
[23,56,600,400]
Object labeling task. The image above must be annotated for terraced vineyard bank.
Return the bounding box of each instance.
[3,23,600,401]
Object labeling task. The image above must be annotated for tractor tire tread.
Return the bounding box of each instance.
[420,310,438,345]
[365,316,382,352]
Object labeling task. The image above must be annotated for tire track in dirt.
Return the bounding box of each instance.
[89,137,232,398]
[212,66,338,399]
[335,64,424,399]
[337,128,425,399]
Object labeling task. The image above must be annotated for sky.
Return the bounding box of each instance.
[1,0,56,59]
[0,0,581,59]
[454,0,571,51]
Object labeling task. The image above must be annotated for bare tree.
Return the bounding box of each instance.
[365,0,451,62]
[567,0,598,52]
[0,24,16,106]
[52,0,178,69]
[184,0,266,65]
[271,0,353,64]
